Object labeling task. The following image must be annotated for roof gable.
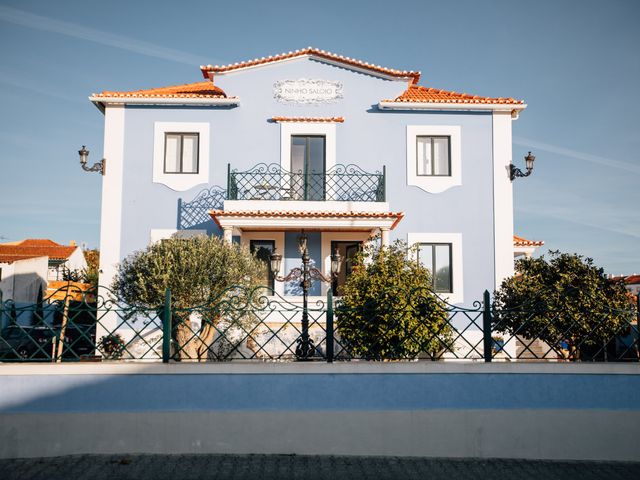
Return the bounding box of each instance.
[200,47,420,82]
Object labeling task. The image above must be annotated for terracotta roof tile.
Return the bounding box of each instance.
[14,239,61,247]
[201,47,420,81]
[271,116,344,123]
[0,254,47,264]
[209,210,405,230]
[0,239,78,261]
[383,85,524,105]
[94,81,228,99]
[513,235,544,247]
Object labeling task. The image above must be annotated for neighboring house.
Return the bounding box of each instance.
[513,235,544,259]
[0,254,48,303]
[90,47,530,305]
[609,274,640,297]
[625,275,640,297]
[0,239,87,281]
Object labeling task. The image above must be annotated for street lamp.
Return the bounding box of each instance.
[78,145,106,175]
[270,231,342,360]
[510,151,535,181]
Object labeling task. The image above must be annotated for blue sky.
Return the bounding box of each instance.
[0,0,638,274]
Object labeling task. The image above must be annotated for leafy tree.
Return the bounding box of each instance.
[493,251,636,360]
[82,249,100,289]
[62,249,100,289]
[336,241,453,360]
[111,236,265,360]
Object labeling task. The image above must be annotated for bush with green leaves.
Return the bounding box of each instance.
[100,333,126,360]
[111,236,265,360]
[336,241,453,360]
[493,251,636,360]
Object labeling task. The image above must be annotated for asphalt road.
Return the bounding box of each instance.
[1,454,638,480]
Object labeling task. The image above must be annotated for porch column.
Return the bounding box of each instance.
[380,227,390,247]
[223,226,233,244]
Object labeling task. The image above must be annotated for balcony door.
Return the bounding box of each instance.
[331,241,362,295]
[291,135,325,200]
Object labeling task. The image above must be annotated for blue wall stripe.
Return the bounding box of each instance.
[1,373,639,414]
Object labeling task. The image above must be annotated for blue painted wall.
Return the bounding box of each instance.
[2,372,640,413]
[116,57,496,304]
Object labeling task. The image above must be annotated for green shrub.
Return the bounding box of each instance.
[336,241,453,360]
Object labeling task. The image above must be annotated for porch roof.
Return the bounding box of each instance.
[209,209,404,231]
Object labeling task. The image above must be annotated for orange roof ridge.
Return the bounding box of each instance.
[94,81,228,99]
[201,47,420,81]
[271,116,345,123]
[513,235,544,247]
[17,238,62,246]
[382,84,524,105]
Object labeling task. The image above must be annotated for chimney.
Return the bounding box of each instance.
[70,240,76,246]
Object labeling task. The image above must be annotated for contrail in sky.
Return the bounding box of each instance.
[513,136,640,175]
[516,205,640,240]
[0,5,210,66]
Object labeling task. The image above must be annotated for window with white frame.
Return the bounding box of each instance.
[417,243,452,293]
[153,122,209,191]
[407,125,461,193]
[164,133,199,174]
[408,232,463,303]
[416,136,450,176]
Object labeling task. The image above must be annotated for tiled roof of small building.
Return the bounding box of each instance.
[513,235,544,247]
[200,47,421,81]
[0,239,78,261]
[93,81,228,99]
[384,85,524,105]
[209,210,404,229]
[271,117,344,123]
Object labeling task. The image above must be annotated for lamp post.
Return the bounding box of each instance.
[270,231,342,360]
[510,151,535,181]
[78,145,106,175]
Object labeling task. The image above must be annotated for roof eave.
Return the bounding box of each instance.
[89,96,240,111]
[378,101,527,113]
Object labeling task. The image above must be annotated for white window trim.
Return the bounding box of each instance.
[407,232,463,304]
[153,122,210,191]
[240,231,285,297]
[279,122,337,173]
[406,125,461,194]
[149,229,207,244]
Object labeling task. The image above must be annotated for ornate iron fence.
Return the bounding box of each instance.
[0,285,163,362]
[227,163,386,202]
[0,286,637,363]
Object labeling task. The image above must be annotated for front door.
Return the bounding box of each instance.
[291,135,326,200]
[331,241,362,295]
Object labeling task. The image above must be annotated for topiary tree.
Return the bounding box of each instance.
[493,251,636,361]
[111,236,265,360]
[336,240,453,360]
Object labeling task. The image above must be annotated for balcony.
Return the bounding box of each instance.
[227,163,386,202]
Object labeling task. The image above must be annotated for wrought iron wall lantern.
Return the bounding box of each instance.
[510,151,535,181]
[78,145,106,175]
[270,231,343,360]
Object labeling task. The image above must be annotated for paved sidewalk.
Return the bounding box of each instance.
[0,454,638,480]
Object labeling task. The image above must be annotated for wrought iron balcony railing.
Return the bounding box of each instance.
[227,163,386,202]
